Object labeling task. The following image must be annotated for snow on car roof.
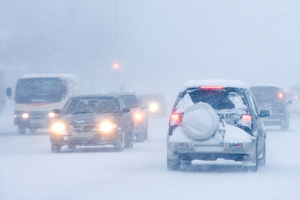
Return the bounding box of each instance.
[21,74,79,79]
[182,79,249,90]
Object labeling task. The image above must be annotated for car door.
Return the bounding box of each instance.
[117,98,134,134]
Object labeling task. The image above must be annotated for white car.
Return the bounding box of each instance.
[167,80,269,171]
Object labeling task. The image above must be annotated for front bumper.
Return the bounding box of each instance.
[14,111,53,128]
[50,130,120,146]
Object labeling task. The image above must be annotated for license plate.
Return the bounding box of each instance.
[30,119,47,124]
[229,143,243,149]
[72,132,94,137]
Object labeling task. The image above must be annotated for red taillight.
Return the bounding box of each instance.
[278,93,283,98]
[170,113,182,125]
[200,86,223,89]
[242,114,251,122]
[295,96,298,99]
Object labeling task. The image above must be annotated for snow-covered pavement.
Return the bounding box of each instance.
[1,112,300,200]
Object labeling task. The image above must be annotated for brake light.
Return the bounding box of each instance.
[278,93,283,98]
[200,86,223,89]
[295,96,298,99]
[242,114,251,122]
[170,113,182,125]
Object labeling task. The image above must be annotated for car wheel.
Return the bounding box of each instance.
[67,144,76,150]
[114,133,124,152]
[167,158,181,171]
[144,127,148,140]
[281,120,289,131]
[29,127,37,134]
[135,132,144,143]
[18,125,26,135]
[124,131,133,148]
[258,139,266,166]
[247,141,258,172]
[51,143,61,153]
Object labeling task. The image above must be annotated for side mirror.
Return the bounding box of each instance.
[52,109,61,114]
[6,88,12,97]
[287,100,293,105]
[258,110,270,118]
[122,108,130,113]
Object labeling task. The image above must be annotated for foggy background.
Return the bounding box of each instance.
[1,0,300,104]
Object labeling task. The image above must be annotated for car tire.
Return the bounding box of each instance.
[124,131,133,148]
[246,141,258,172]
[114,133,124,152]
[29,127,37,134]
[51,143,61,153]
[135,132,144,143]
[67,144,76,150]
[18,125,26,135]
[281,120,289,131]
[167,158,181,171]
[143,126,148,140]
[258,139,266,166]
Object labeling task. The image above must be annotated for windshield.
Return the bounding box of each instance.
[62,97,120,115]
[15,78,65,104]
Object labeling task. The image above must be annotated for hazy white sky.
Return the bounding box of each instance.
[1,0,300,102]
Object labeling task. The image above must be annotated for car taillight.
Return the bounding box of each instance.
[242,114,251,122]
[170,113,182,126]
[200,86,223,89]
[295,96,298,99]
[278,93,283,98]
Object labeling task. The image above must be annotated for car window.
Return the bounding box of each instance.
[120,95,139,108]
[62,97,120,114]
[175,88,249,114]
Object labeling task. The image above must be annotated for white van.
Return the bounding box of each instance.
[7,74,80,134]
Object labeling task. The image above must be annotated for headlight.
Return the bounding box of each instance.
[49,112,55,118]
[149,103,158,112]
[52,122,66,133]
[22,113,29,118]
[133,112,144,121]
[99,121,116,133]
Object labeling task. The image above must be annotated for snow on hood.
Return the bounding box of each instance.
[182,79,248,91]
[224,123,252,143]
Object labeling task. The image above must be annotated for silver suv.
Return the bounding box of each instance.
[167,80,269,171]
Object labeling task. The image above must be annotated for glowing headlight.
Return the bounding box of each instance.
[49,112,55,118]
[22,113,29,118]
[52,122,66,133]
[100,121,116,133]
[134,112,144,121]
[149,103,158,112]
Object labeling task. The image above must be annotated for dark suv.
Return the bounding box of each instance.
[167,80,269,171]
[50,94,134,152]
[250,85,291,130]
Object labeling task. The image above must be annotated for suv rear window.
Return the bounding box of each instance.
[175,87,249,113]
[250,87,285,105]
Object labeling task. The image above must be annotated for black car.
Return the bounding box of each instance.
[250,85,291,130]
[50,94,134,152]
[106,92,148,142]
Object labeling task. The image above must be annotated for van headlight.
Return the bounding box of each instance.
[49,112,55,118]
[52,122,66,133]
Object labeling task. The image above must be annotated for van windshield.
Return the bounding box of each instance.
[16,78,65,104]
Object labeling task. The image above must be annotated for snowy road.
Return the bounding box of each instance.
[1,113,300,200]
